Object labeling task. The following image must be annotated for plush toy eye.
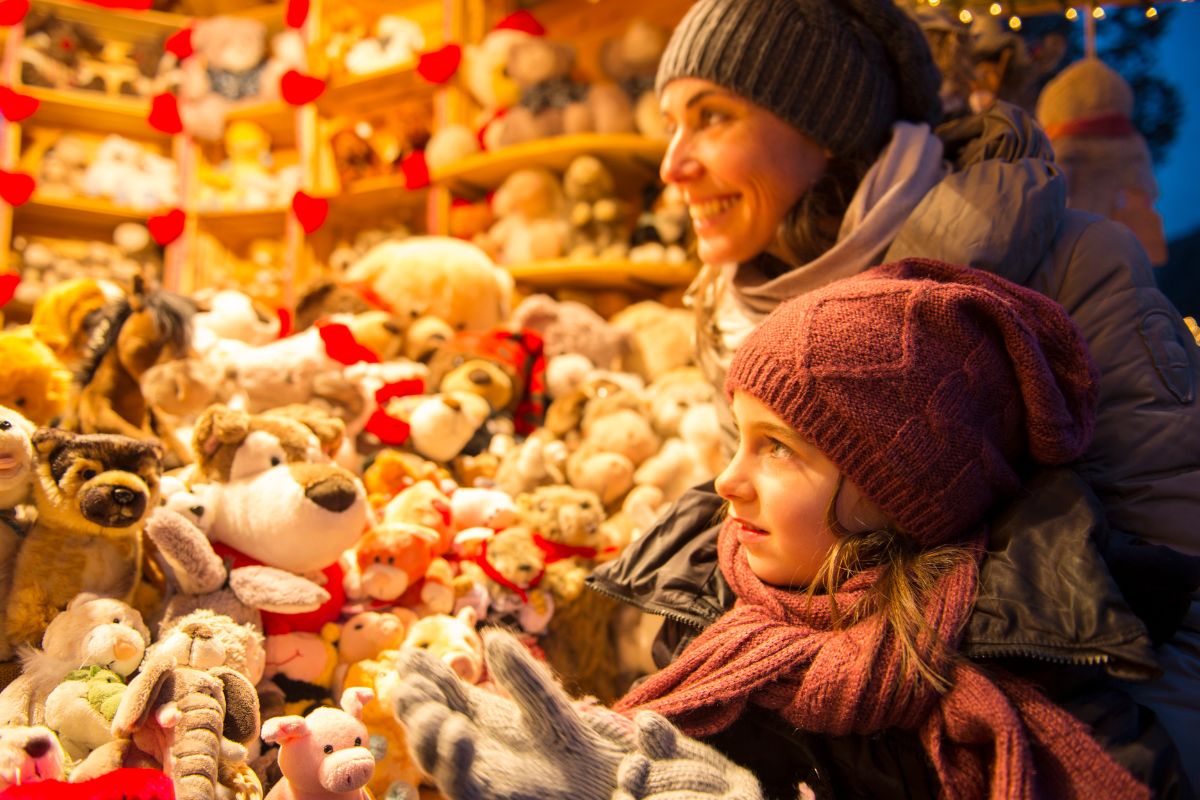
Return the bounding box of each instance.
[354,737,362,746]
[270,456,282,467]
[81,469,97,481]
[13,398,25,408]
[387,556,395,564]
[0,420,10,431]
[323,744,334,754]
[112,618,120,624]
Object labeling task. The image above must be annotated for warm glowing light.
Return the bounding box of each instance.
[1092,5,1106,17]
[1009,14,1022,28]
[1145,6,1158,16]
[990,2,1003,13]
[929,0,941,7]
[1065,6,1079,18]
[959,8,974,22]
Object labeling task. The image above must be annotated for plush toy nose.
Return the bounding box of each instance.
[112,487,137,506]
[24,736,51,759]
[113,638,139,661]
[305,476,358,512]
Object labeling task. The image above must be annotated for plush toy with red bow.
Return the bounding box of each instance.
[427,329,547,436]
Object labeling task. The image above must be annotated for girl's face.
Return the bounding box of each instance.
[659,78,829,266]
[715,392,886,588]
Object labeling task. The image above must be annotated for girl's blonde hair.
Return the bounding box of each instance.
[807,477,976,694]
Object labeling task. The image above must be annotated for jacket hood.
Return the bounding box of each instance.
[884,102,1067,288]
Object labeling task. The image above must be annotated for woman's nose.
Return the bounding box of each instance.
[660,130,701,185]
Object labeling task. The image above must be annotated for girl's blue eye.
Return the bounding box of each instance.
[767,439,792,458]
[698,108,727,127]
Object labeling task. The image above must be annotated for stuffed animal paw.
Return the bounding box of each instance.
[613,711,765,800]
[388,629,635,800]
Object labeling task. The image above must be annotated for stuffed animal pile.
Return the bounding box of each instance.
[0,57,713,789]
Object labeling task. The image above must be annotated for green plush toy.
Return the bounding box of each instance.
[43,665,127,764]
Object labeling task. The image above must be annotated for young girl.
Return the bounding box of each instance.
[386,260,1186,800]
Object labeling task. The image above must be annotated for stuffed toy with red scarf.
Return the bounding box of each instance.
[427,328,547,436]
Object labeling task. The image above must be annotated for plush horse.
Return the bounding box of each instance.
[63,277,195,465]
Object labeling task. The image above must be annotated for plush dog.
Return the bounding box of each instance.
[0,725,66,790]
[3,430,162,652]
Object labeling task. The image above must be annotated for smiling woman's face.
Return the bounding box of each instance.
[659,78,830,266]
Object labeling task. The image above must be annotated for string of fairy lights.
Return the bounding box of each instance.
[911,0,1190,32]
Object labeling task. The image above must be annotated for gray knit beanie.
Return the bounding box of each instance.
[656,0,943,158]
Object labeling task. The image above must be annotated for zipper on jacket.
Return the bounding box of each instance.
[965,643,1111,667]
[587,578,717,630]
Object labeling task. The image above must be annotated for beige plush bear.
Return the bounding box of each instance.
[476,168,570,266]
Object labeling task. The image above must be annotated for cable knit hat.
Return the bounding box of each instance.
[725,259,1099,546]
[656,0,943,158]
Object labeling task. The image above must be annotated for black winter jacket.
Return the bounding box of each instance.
[588,472,1195,800]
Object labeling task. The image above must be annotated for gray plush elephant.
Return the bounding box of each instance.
[71,614,263,800]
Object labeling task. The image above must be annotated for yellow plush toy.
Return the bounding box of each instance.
[28,279,116,375]
[0,328,71,427]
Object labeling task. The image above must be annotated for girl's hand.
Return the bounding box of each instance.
[614,712,766,800]
[387,630,634,800]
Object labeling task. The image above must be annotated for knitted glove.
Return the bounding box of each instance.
[388,629,635,800]
[614,712,765,800]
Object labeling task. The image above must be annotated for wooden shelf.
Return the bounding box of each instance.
[30,0,189,37]
[318,64,430,117]
[226,100,296,149]
[13,194,163,233]
[330,174,427,218]
[507,258,699,292]
[17,87,169,142]
[196,207,288,240]
[432,134,667,199]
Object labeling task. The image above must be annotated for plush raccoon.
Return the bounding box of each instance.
[3,429,162,651]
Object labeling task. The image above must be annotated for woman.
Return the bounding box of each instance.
[640,0,1200,778]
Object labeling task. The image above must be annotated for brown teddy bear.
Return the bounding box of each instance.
[562,155,631,261]
[3,430,163,651]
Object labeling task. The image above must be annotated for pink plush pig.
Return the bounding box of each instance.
[260,688,376,800]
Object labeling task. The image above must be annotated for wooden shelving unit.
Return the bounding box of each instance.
[17,87,170,142]
[14,194,171,232]
[507,258,698,292]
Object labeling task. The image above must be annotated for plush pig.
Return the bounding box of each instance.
[261,687,375,800]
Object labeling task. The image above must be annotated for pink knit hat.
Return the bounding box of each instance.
[725,259,1099,546]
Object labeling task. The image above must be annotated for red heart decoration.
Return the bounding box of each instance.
[0,0,29,26]
[494,10,544,36]
[147,208,185,245]
[0,273,19,308]
[0,85,39,121]
[292,191,328,234]
[0,170,35,206]
[280,70,325,106]
[285,0,309,28]
[148,93,183,134]
[417,44,463,85]
[164,28,193,61]
[401,150,430,189]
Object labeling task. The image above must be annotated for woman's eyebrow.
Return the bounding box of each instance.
[685,88,736,109]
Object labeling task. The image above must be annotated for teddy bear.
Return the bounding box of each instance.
[475,168,570,266]
[609,300,696,384]
[188,406,369,638]
[18,10,102,91]
[511,293,629,372]
[629,182,693,264]
[491,428,570,498]
[424,123,481,174]
[361,450,450,507]
[566,404,660,510]
[450,487,516,533]
[198,120,283,212]
[0,594,150,727]
[342,521,447,614]
[399,606,485,685]
[492,37,592,148]
[598,19,670,139]
[562,155,631,260]
[342,236,514,333]
[458,526,554,635]
[329,610,409,699]
[1036,58,1167,266]
[81,135,179,211]
[427,329,548,437]
[178,16,306,142]
[343,13,425,75]
[381,390,490,466]
[0,327,72,427]
[260,688,375,800]
[3,430,162,652]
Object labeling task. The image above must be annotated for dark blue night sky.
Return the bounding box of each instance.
[1154,3,1200,240]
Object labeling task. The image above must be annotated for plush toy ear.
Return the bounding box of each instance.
[456,605,478,628]
[261,715,308,745]
[212,666,260,745]
[111,658,172,737]
[340,687,374,720]
[31,426,73,456]
[193,405,249,460]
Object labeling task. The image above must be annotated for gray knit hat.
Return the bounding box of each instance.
[656,0,943,158]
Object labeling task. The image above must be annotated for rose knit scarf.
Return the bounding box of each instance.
[615,522,1148,800]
